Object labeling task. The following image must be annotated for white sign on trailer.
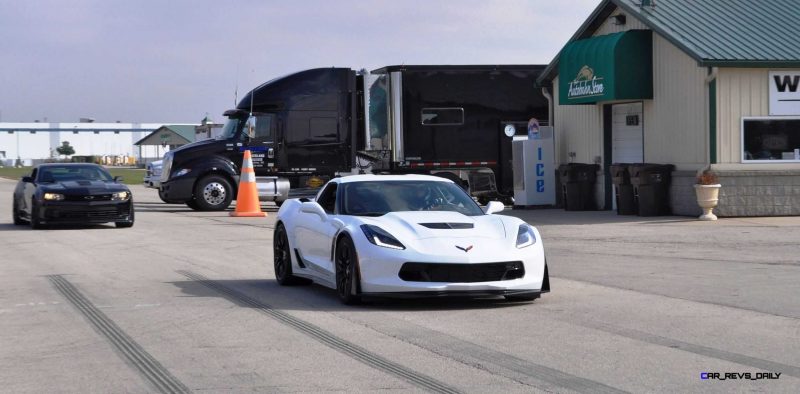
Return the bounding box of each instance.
[769,71,800,115]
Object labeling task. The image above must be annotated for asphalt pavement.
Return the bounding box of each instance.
[1,178,798,393]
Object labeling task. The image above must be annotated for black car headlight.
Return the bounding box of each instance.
[112,191,130,201]
[516,224,537,248]
[43,193,64,201]
[361,224,405,250]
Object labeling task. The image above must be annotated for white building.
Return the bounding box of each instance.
[538,0,800,217]
[0,122,196,166]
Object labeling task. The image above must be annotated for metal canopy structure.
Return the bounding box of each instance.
[558,30,653,105]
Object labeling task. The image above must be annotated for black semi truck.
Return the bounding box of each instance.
[159,65,549,210]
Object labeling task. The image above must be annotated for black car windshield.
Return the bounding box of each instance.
[340,180,484,217]
[38,165,114,183]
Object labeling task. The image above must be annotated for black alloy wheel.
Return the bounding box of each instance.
[335,236,361,305]
[29,199,43,230]
[274,224,309,285]
[12,198,24,225]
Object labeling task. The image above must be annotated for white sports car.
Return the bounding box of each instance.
[273,174,549,304]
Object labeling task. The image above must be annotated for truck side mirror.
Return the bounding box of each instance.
[245,116,257,139]
[21,176,33,183]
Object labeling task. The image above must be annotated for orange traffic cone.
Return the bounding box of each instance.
[230,150,267,217]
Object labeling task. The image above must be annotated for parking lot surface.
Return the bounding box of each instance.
[1,178,798,393]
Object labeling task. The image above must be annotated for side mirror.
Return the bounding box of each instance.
[21,176,33,183]
[245,116,256,139]
[300,201,328,220]
[483,201,505,215]
[114,176,124,183]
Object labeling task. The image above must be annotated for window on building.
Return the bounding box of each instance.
[421,108,464,126]
[742,118,800,162]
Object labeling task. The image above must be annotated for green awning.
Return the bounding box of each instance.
[558,30,653,105]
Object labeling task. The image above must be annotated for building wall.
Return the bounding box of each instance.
[552,7,709,211]
[715,68,793,167]
[711,69,800,216]
[552,75,602,166]
[645,34,708,170]
[595,9,647,35]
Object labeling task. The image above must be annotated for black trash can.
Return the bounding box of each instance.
[609,163,636,215]
[628,164,674,216]
[558,163,599,211]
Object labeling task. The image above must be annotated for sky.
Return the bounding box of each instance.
[0,0,601,124]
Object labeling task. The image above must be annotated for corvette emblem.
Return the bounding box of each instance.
[455,245,473,253]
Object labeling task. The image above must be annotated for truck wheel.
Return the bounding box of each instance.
[193,175,233,211]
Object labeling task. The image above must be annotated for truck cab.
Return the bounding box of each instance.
[159,68,354,210]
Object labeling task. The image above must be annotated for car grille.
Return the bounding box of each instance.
[46,205,129,220]
[399,261,525,283]
[64,194,113,201]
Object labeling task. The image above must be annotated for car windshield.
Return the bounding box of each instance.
[38,165,114,183]
[340,180,484,217]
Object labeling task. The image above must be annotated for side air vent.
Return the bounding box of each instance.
[418,222,474,229]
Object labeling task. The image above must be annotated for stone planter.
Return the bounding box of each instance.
[694,184,721,221]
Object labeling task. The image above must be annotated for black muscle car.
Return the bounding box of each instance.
[12,163,134,229]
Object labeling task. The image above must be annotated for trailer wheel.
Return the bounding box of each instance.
[193,174,233,211]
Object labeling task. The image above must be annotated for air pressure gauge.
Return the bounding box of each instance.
[504,124,516,138]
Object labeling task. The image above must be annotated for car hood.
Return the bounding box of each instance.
[40,181,130,195]
[362,211,508,241]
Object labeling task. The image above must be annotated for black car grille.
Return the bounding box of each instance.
[64,194,113,201]
[399,261,525,283]
[46,205,129,220]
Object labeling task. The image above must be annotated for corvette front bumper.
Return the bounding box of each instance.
[354,233,548,294]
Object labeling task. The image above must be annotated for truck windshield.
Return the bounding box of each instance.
[217,117,246,140]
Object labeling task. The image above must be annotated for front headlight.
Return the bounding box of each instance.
[361,224,405,250]
[516,224,537,248]
[112,191,130,201]
[43,193,64,201]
